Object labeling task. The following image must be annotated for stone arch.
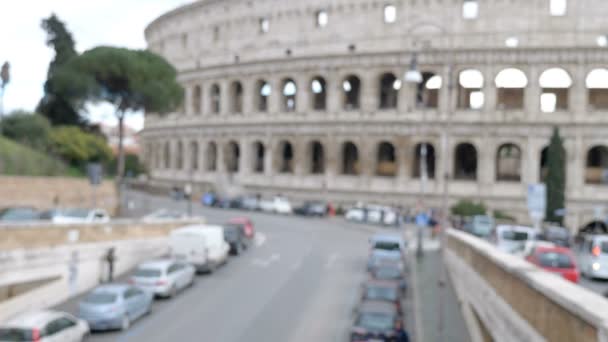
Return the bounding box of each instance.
[309,141,325,174]
[376,141,397,177]
[277,140,294,173]
[206,142,217,172]
[224,141,240,173]
[495,68,528,110]
[310,76,327,111]
[379,73,399,109]
[539,68,572,113]
[256,80,271,112]
[586,68,608,110]
[343,75,361,110]
[252,141,265,173]
[458,69,484,109]
[454,142,478,180]
[416,72,442,109]
[230,81,243,113]
[585,145,608,184]
[413,142,436,179]
[496,143,522,181]
[210,84,221,114]
[342,141,360,175]
[192,85,202,114]
[282,78,297,112]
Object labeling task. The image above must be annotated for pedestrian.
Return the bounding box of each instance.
[394,321,410,342]
[105,247,116,282]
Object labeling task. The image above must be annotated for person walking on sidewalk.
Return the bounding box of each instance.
[394,321,410,342]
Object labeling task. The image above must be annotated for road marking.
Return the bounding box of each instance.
[324,253,340,269]
[254,232,267,247]
[251,253,280,268]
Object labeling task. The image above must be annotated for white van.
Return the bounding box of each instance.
[494,225,540,254]
[170,225,230,273]
[579,235,608,279]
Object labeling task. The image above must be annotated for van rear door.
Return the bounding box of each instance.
[171,232,207,264]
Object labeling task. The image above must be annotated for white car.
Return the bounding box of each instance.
[494,225,541,254]
[580,234,608,279]
[42,208,110,224]
[259,197,292,214]
[345,207,365,222]
[130,259,196,298]
[0,310,89,342]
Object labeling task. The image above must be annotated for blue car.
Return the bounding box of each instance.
[78,284,153,331]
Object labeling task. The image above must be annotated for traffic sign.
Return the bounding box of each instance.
[527,183,546,222]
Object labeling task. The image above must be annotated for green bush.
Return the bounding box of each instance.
[494,210,516,222]
[0,136,67,176]
[0,111,52,151]
[451,200,486,217]
[50,126,112,168]
[107,153,145,177]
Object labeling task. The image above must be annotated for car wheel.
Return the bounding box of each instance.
[120,315,130,331]
[169,285,177,298]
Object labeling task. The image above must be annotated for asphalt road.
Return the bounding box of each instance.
[55,192,418,342]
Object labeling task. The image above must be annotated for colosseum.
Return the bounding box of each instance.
[141,0,608,231]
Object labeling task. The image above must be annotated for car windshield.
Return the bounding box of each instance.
[501,230,529,241]
[134,268,162,278]
[374,241,400,251]
[538,252,573,268]
[84,292,117,304]
[366,286,397,301]
[0,328,34,341]
[374,267,401,280]
[357,312,394,331]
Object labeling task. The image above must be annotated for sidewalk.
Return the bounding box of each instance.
[405,225,470,342]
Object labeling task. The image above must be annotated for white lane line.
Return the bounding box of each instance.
[251,253,280,268]
[324,253,340,269]
[254,232,267,247]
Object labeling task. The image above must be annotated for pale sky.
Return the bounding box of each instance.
[0,0,193,131]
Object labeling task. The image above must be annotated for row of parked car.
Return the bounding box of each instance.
[202,193,330,217]
[0,218,256,342]
[0,207,110,224]
[350,233,410,342]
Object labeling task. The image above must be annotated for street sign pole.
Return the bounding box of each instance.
[527,184,547,230]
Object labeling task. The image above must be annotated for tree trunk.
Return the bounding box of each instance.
[117,114,125,182]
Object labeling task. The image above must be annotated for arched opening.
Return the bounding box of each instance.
[176,141,184,170]
[309,141,325,174]
[206,142,217,172]
[164,142,171,169]
[282,79,297,112]
[496,143,522,181]
[539,68,572,113]
[342,142,360,175]
[376,142,397,177]
[225,141,240,173]
[458,69,484,109]
[379,73,400,109]
[586,146,608,184]
[495,68,528,110]
[586,69,608,110]
[580,221,608,235]
[190,141,199,171]
[413,143,436,179]
[277,141,294,173]
[416,72,441,109]
[210,84,221,114]
[257,80,271,112]
[311,77,327,111]
[454,143,478,180]
[192,85,202,114]
[343,75,361,110]
[251,141,265,173]
[230,81,243,113]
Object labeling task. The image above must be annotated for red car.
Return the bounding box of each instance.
[228,217,255,239]
[525,246,579,283]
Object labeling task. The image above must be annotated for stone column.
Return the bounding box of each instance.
[439,65,452,118]
[325,137,338,188]
[296,75,309,115]
[264,140,274,176]
[526,136,541,184]
[566,131,584,198]
[478,138,495,187]
[220,80,230,116]
[294,139,306,176]
[328,72,342,114]
[361,71,378,113]
[269,78,281,114]
[436,132,449,191]
[483,67,497,116]
[184,86,193,116]
[217,140,226,173]
[570,64,587,120]
[397,138,410,181]
[239,138,249,176]
[401,83,416,113]
[241,78,254,116]
[525,66,541,120]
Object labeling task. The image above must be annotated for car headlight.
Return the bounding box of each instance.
[593,262,601,271]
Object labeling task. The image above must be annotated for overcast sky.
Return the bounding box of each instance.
[0,0,193,131]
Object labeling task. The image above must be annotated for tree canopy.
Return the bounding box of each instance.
[545,127,566,225]
[50,126,112,167]
[0,111,52,151]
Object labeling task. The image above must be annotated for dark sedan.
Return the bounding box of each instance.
[224,223,250,255]
[351,300,400,342]
[361,280,402,314]
[293,201,327,217]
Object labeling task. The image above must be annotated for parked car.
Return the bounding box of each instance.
[142,209,187,222]
[360,279,402,314]
[78,284,152,331]
[294,201,327,217]
[129,259,195,298]
[540,226,573,247]
[579,234,608,279]
[493,225,540,254]
[369,233,407,256]
[0,207,40,222]
[0,310,89,342]
[345,207,366,222]
[367,249,404,272]
[350,300,400,342]
[41,208,110,224]
[369,263,407,292]
[169,225,230,273]
[223,223,250,255]
[240,196,260,211]
[259,197,292,214]
[465,215,494,238]
[227,217,255,239]
[525,245,579,283]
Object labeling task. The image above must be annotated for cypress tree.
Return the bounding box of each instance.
[545,127,566,225]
